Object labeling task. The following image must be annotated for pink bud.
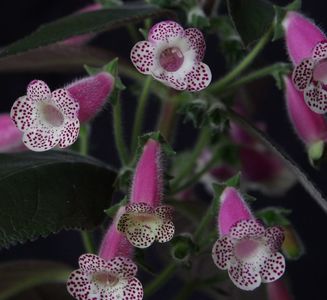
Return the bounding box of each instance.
[284,76,327,145]
[131,139,162,207]
[60,3,102,46]
[99,207,133,260]
[66,72,114,123]
[283,11,326,65]
[218,187,253,236]
[267,279,294,300]
[0,113,25,152]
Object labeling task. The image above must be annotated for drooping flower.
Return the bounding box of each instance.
[66,72,115,123]
[0,113,25,152]
[212,187,286,291]
[67,209,143,300]
[10,80,80,152]
[130,20,212,91]
[283,11,327,113]
[117,139,175,248]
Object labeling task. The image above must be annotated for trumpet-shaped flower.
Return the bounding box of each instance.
[212,187,285,291]
[130,20,211,91]
[10,80,79,151]
[117,139,175,248]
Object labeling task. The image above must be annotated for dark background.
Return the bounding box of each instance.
[0,0,326,299]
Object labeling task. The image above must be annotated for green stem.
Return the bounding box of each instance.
[113,96,129,166]
[127,24,139,44]
[171,128,211,190]
[208,27,273,94]
[144,262,176,298]
[131,76,152,152]
[81,231,96,253]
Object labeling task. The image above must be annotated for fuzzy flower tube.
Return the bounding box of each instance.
[284,12,327,113]
[0,113,25,152]
[211,187,286,291]
[130,20,211,91]
[67,209,143,300]
[117,139,175,248]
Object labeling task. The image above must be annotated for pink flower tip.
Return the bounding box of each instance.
[218,187,253,236]
[66,72,114,123]
[0,113,26,152]
[130,20,211,91]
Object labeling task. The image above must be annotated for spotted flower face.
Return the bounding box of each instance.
[292,41,327,113]
[212,219,285,291]
[67,254,143,300]
[117,203,175,248]
[10,80,80,151]
[130,20,211,91]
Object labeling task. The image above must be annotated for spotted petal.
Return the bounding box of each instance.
[154,205,173,220]
[304,83,327,113]
[230,219,265,240]
[125,203,154,214]
[52,88,79,119]
[260,252,285,283]
[264,227,284,253]
[10,96,35,131]
[106,257,138,278]
[228,262,261,291]
[154,72,188,90]
[23,126,60,152]
[185,62,212,92]
[122,277,144,300]
[27,80,51,102]
[66,269,92,300]
[58,118,80,148]
[130,41,155,75]
[79,253,107,275]
[124,220,157,248]
[156,220,175,243]
[185,28,206,62]
[292,58,314,91]
[312,41,327,61]
[212,236,234,270]
[148,20,184,44]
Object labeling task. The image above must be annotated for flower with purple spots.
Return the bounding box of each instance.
[67,254,143,300]
[10,80,80,152]
[130,20,212,91]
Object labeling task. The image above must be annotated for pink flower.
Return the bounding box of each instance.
[67,210,143,300]
[267,279,294,300]
[66,72,115,123]
[284,12,327,113]
[117,139,175,248]
[0,113,25,152]
[212,187,286,291]
[130,20,211,91]
[10,80,80,152]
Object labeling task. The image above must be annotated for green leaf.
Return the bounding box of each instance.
[179,98,209,128]
[227,0,275,47]
[104,196,129,218]
[256,207,291,226]
[0,260,72,300]
[0,5,170,59]
[0,151,116,248]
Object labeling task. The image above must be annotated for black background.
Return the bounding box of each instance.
[0,0,326,299]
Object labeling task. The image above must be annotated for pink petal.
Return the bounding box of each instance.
[106,257,137,278]
[228,262,261,291]
[264,227,285,253]
[283,11,326,65]
[66,269,92,300]
[211,236,234,270]
[312,41,327,60]
[0,114,24,152]
[154,72,188,90]
[230,219,265,240]
[304,84,327,114]
[154,205,173,220]
[156,220,175,243]
[79,254,107,275]
[292,59,314,91]
[10,96,35,132]
[130,41,155,74]
[125,203,154,214]
[23,127,60,152]
[218,187,253,236]
[184,28,206,62]
[185,62,212,92]
[148,20,184,44]
[260,252,285,283]
[51,89,79,119]
[58,119,80,148]
[122,277,144,300]
[27,80,51,101]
